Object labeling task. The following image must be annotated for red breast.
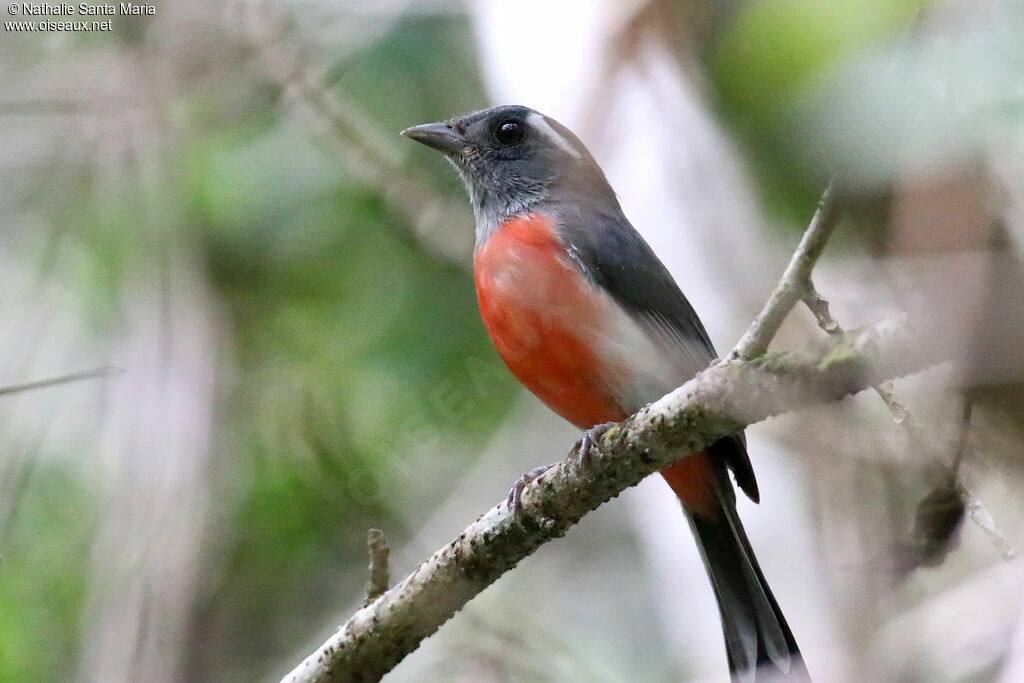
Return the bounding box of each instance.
[473,214,627,429]
[474,213,719,517]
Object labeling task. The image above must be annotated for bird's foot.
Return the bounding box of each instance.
[571,422,618,466]
[507,464,556,514]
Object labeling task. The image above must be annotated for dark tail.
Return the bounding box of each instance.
[689,494,807,682]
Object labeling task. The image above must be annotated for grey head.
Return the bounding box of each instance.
[402,105,620,242]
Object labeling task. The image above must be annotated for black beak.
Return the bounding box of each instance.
[401,122,466,154]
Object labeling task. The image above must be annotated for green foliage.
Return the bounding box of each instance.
[708,0,924,221]
[0,466,94,683]
[713,0,923,114]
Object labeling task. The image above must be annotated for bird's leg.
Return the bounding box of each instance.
[507,464,556,514]
[571,422,618,466]
[507,422,619,514]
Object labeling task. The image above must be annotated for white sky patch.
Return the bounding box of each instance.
[527,112,582,159]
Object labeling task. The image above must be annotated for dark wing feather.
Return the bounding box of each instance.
[562,209,717,357]
[557,205,759,503]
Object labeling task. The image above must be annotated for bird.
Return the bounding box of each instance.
[402,105,805,681]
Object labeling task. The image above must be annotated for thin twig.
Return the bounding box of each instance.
[0,366,123,397]
[966,494,1019,564]
[281,314,951,683]
[802,280,913,425]
[801,283,842,335]
[871,380,913,427]
[731,182,841,360]
[364,529,390,606]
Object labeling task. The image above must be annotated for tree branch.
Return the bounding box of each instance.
[732,183,841,360]
[364,529,390,606]
[281,314,952,683]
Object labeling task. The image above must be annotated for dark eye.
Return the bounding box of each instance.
[494,119,525,146]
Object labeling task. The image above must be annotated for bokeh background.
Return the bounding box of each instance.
[2,0,1023,681]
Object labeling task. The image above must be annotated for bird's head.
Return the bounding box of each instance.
[402,105,616,235]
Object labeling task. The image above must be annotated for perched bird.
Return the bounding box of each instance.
[403,105,804,681]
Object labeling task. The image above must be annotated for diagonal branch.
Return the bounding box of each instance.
[281,313,953,683]
[731,183,841,360]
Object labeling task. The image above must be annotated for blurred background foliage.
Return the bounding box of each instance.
[1,0,1022,681]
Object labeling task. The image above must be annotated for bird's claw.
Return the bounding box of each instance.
[507,464,556,514]
[571,422,617,466]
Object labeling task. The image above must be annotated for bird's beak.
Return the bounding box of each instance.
[401,122,466,155]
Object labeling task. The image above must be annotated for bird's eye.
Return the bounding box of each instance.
[494,119,525,146]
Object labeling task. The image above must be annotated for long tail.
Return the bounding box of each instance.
[663,451,805,682]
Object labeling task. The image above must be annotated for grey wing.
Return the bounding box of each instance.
[557,205,759,503]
